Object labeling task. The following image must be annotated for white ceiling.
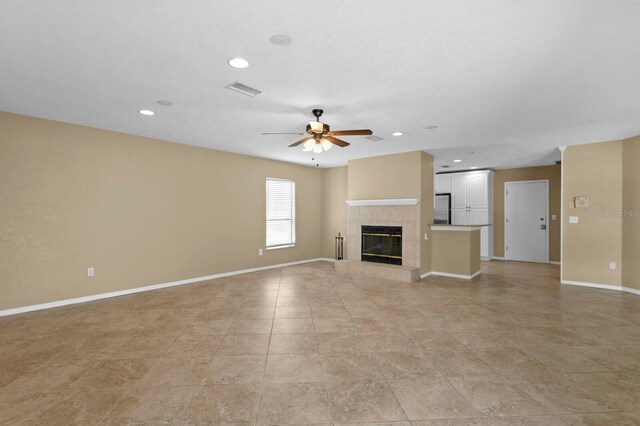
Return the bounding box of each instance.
[2,0,640,170]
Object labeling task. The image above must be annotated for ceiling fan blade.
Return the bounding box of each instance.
[325,136,350,147]
[263,132,305,135]
[289,137,313,147]
[329,129,373,136]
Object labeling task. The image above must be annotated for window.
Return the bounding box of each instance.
[266,178,296,249]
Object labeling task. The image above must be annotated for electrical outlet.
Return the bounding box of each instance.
[258,249,263,256]
[424,233,429,240]
[552,214,557,220]
[569,216,579,224]
[609,262,616,270]
[87,267,95,277]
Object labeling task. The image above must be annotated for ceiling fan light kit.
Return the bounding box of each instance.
[263,109,373,154]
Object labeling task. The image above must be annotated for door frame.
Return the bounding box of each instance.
[504,179,549,264]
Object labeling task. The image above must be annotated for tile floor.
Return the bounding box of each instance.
[1,261,640,425]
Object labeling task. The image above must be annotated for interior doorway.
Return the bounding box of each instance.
[504,180,549,263]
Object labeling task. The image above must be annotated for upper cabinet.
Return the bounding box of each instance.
[448,172,489,209]
[468,174,488,209]
[451,176,469,209]
[434,175,451,194]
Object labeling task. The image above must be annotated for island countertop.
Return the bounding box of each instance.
[431,224,492,231]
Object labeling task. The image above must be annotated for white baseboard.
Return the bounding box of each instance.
[420,272,432,279]
[549,261,561,265]
[481,256,491,261]
[492,256,505,261]
[429,270,482,280]
[0,258,333,317]
[561,280,640,296]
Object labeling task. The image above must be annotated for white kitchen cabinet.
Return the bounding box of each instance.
[468,174,488,208]
[451,176,469,209]
[449,173,488,209]
[451,209,469,225]
[435,175,451,194]
[435,170,494,260]
[469,209,489,225]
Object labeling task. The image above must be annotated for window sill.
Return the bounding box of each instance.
[266,244,295,251]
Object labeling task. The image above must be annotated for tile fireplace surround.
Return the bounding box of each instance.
[337,201,422,282]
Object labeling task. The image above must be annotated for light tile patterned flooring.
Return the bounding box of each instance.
[1,261,640,425]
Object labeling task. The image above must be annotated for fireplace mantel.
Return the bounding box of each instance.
[345,198,419,207]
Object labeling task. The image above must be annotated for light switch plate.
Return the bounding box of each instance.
[609,261,616,270]
[569,216,579,224]
[552,214,557,220]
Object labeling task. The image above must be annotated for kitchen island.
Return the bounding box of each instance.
[429,225,491,279]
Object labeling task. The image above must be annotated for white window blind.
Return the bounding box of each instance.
[266,178,296,249]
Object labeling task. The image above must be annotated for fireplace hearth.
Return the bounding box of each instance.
[361,225,402,265]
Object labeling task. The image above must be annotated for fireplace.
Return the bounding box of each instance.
[361,225,402,265]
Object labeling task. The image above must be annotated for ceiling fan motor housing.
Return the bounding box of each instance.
[306,122,330,134]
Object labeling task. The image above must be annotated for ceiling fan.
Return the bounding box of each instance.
[262,109,373,153]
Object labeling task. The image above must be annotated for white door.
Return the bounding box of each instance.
[468,174,488,209]
[451,176,468,209]
[505,181,548,263]
[451,209,468,225]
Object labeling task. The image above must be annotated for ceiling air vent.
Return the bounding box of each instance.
[226,81,265,98]
[365,135,384,142]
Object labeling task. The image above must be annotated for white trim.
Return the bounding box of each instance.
[624,287,640,296]
[431,270,482,280]
[0,258,333,317]
[492,256,505,260]
[561,280,640,296]
[266,244,295,250]
[559,146,566,282]
[431,226,481,231]
[481,256,491,261]
[550,261,561,265]
[420,272,432,279]
[504,179,549,264]
[345,198,419,207]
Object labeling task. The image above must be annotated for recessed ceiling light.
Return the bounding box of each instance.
[156,100,173,106]
[228,58,249,69]
[138,109,154,116]
[453,159,462,163]
[392,131,404,136]
[270,34,292,46]
[470,166,478,169]
[425,125,438,130]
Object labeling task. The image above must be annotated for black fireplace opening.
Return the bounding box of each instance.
[361,225,402,265]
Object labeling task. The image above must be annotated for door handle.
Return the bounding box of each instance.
[540,224,547,230]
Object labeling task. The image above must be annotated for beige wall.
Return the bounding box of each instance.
[493,165,561,261]
[562,141,623,286]
[622,136,640,291]
[346,151,433,274]
[431,230,481,276]
[0,112,325,310]
[420,152,434,274]
[348,151,422,199]
[321,166,348,259]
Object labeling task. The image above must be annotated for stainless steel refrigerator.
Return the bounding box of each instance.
[434,193,451,224]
